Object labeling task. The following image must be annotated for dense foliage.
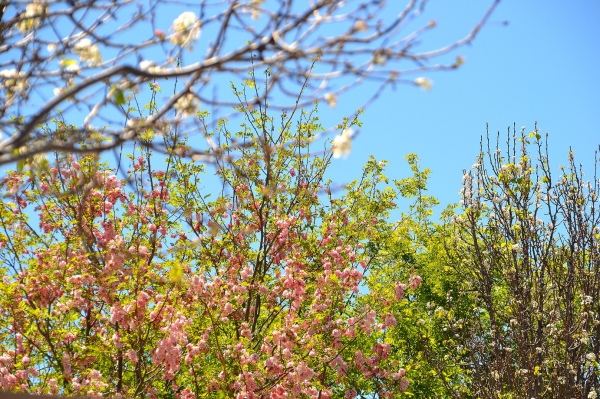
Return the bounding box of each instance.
[0,79,422,398]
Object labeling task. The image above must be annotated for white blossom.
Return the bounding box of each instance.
[59,59,81,73]
[331,128,353,158]
[17,1,46,34]
[170,12,201,48]
[581,336,590,345]
[582,295,593,306]
[139,60,154,71]
[73,38,102,66]
[243,0,264,20]
[414,77,433,91]
[324,93,337,108]
[354,20,368,32]
[174,92,199,118]
[0,69,29,95]
[67,64,81,73]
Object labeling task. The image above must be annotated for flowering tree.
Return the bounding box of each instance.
[0,76,423,397]
[0,0,500,166]
[394,126,600,398]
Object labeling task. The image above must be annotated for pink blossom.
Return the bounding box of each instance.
[392,368,406,380]
[62,352,72,377]
[110,303,128,324]
[395,282,406,301]
[269,385,286,398]
[48,379,59,395]
[112,333,123,348]
[409,275,423,289]
[126,349,138,365]
[0,354,12,366]
[384,313,397,328]
[15,333,23,354]
[137,291,151,308]
[295,361,315,382]
[179,388,195,399]
[64,332,76,344]
[399,377,409,391]
[320,389,332,399]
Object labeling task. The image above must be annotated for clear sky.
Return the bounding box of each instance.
[322,0,600,211]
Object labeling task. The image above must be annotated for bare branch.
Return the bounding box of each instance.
[0,0,501,165]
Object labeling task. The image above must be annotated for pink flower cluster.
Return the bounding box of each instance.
[152,313,190,379]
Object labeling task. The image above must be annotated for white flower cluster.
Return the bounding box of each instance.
[170,12,201,48]
[581,295,593,306]
[17,1,46,34]
[414,77,433,91]
[324,93,337,108]
[0,69,29,96]
[245,0,264,20]
[331,128,353,158]
[174,92,200,118]
[73,38,102,66]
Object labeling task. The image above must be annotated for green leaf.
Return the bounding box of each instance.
[114,89,126,105]
[16,159,26,172]
[170,263,183,284]
[61,59,78,67]
[140,128,154,141]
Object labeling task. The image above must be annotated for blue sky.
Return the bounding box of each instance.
[3,1,598,215]
[322,0,600,211]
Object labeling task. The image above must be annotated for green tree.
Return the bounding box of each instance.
[357,153,471,398]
